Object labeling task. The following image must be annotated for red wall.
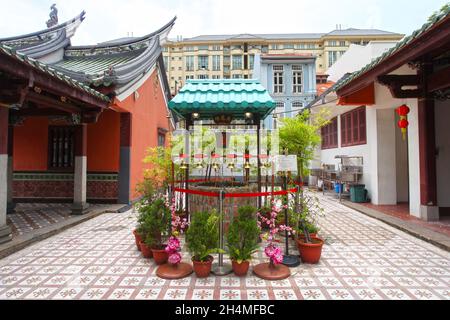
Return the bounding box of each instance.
[13,110,120,172]
[114,70,170,200]
[13,117,49,171]
[87,109,120,172]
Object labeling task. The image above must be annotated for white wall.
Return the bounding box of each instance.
[395,119,409,202]
[326,41,399,82]
[407,99,421,217]
[435,99,450,208]
[374,108,397,205]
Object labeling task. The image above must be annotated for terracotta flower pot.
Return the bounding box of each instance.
[297,233,317,240]
[152,246,169,265]
[133,230,142,251]
[232,260,250,276]
[192,256,213,278]
[296,237,324,264]
[139,241,153,258]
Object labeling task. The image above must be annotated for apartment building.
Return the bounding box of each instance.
[162,28,404,96]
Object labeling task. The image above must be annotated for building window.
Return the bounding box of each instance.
[261,45,268,53]
[273,65,284,94]
[341,106,366,147]
[292,101,303,109]
[48,126,75,170]
[328,40,337,47]
[185,75,194,80]
[197,74,209,79]
[295,43,305,49]
[212,75,221,79]
[307,43,315,49]
[198,55,209,70]
[212,55,221,71]
[163,56,169,70]
[211,45,221,51]
[249,54,255,70]
[184,46,195,52]
[158,129,166,147]
[271,44,280,50]
[232,55,242,70]
[339,41,346,46]
[292,65,303,94]
[198,45,209,50]
[185,56,194,71]
[232,74,243,79]
[284,44,294,49]
[321,117,338,149]
[328,51,338,67]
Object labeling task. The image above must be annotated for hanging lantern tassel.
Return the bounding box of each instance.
[398,118,409,140]
[396,104,410,141]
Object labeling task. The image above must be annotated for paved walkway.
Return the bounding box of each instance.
[7,203,111,237]
[0,192,449,300]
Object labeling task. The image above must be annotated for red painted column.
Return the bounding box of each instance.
[418,60,439,221]
[0,107,12,243]
[72,124,89,215]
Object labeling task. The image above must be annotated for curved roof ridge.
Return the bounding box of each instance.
[0,11,85,42]
[67,16,176,50]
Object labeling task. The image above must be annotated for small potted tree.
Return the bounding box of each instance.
[186,210,222,278]
[227,206,260,276]
[147,198,171,265]
[295,192,325,264]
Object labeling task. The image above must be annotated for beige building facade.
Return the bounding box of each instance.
[162,28,403,96]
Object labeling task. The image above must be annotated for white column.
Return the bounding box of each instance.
[71,124,89,215]
[0,107,12,243]
[7,125,15,213]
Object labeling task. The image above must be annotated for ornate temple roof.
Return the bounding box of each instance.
[52,16,176,95]
[0,11,85,60]
[1,10,175,98]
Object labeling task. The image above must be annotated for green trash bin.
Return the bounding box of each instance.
[350,184,367,203]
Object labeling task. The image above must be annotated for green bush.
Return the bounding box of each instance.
[186,210,221,262]
[227,206,260,263]
[136,198,170,248]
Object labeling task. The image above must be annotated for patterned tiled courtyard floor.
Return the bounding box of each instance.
[7,203,112,237]
[0,192,449,300]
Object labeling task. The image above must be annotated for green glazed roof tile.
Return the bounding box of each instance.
[0,43,110,102]
[169,79,275,120]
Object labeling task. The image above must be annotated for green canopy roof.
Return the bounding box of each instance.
[168,79,275,120]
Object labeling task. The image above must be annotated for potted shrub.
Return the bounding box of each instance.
[294,192,325,264]
[147,198,171,265]
[227,206,260,276]
[186,210,222,278]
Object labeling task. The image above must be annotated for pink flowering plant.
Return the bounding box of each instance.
[164,196,189,265]
[257,198,293,266]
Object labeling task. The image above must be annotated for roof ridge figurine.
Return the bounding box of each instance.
[46,4,59,28]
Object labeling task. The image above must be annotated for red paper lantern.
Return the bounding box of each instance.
[396,104,410,116]
[398,119,409,129]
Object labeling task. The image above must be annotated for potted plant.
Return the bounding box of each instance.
[227,206,260,276]
[294,192,325,264]
[147,198,171,265]
[186,210,222,278]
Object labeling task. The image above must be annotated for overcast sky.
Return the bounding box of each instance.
[0,0,448,45]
